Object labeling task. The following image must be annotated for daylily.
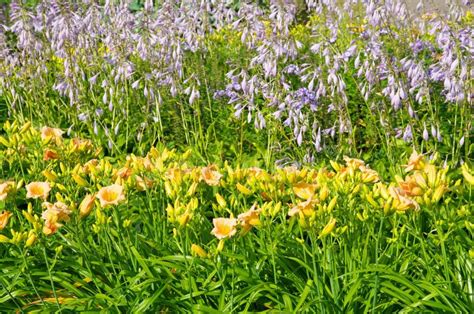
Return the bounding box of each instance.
[404,151,425,172]
[238,204,261,231]
[41,201,72,235]
[211,217,238,239]
[79,194,96,217]
[26,182,51,200]
[293,182,318,200]
[40,126,64,142]
[288,197,318,217]
[201,165,223,186]
[389,187,420,212]
[0,211,12,230]
[97,184,126,207]
[343,156,365,169]
[320,217,337,237]
[43,149,59,161]
[42,201,72,222]
[0,181,14,201]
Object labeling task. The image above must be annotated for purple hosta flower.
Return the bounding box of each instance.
[459,135,465,147]
[189,87,200,105]
[255,112,266,130]
[436,127,443,142]
[313,126,322,152]
[431,124,437,138]
[295,124,307,146]
[341,44,357,61]
[89,73,99,85]
[407,105,417,119]
[303,153,315,164]
[410,40,425,54]
[402,125,413,142]
[213,90,226,99]
[95,108,104,117]
[422,123,429,141]
[78,113,88,122]
[294,88,318,111]
[93,120,98,135]
[394,127,403,139]
[114,122,120,135]
[285,64,300,75]
[130,79,140,90]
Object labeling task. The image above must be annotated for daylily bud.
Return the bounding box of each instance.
[236,183,252,195]
[424,164,437,188]
[186,182,199,197]
[0,136,10,147]
[326,196,338,212]
[320,218,336,237]
[191,244,207,258]
[217,239,225,252]
[72,174,89,187]
[461,164,474,186]
[123,219,132,228]
[215,193,227,208]
[42,170,58,182]
[25,231,37,247]
[366,194,378,207]
[431,185,446,203]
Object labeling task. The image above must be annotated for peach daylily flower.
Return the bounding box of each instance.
[0,211,12,230]
[404,151,425,172]
[41,201,71,236]
[97,184,126,207]
[115,167,133,180]
[71,138,93,152]
[79,194,96,217]
[41,126,64,141]
[43,149,59,161]
[238,204,261,231]
[165,168,185,185]
[389,187,420,212]
[42,216,62,236]
[343,156,365,169]
[42,201,72,222]
[398,177,424,197]
[201,165,223,186]
[83,159,99,174]
[288,197,318,217]
[26,182,51,200]
[0,181,14,201]
[211,217,238,239]
[293,182,318,200]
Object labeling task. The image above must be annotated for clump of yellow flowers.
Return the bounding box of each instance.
[0,121,471,252]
